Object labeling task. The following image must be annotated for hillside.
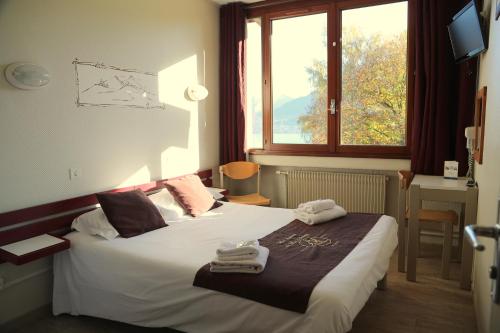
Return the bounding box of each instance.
[272,94,313,133]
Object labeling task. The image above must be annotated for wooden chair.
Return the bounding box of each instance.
[219,162,271,206]
[398,170,458,279]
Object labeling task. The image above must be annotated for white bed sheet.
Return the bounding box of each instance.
[53,202,397,333]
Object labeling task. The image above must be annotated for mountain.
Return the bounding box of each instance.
[273,94,313,133]
[273,95,293,109]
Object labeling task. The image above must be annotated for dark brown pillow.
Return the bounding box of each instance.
[96,189,166,238]
[211,201,223,210]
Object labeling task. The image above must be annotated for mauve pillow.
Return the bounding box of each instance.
[166,175,218,217]
[96,189,166,238]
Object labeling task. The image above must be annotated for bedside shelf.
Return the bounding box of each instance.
[0,234,70,265]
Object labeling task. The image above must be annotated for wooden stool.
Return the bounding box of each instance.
[398,171,459,279]
[408,209,458,279]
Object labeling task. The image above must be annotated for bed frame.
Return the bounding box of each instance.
[0,169,213,254]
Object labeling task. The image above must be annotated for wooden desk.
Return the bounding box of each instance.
[406,175,478,289]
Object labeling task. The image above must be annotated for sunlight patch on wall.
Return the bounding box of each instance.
[117,165,151,188]
[158,54,198,110]
[158,54,202,178]
[161,146,199,179]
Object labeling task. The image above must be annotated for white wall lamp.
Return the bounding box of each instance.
[186,84,208,101]
[4,62,50,90]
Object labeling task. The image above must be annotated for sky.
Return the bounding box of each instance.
[266,1,408,99]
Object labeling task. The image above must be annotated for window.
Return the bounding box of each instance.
[246,18,263,149]
[246,0,412,157]
[340,3,408,147]
[271,13,328,144]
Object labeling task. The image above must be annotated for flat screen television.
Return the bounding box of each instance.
[447,1,487,63]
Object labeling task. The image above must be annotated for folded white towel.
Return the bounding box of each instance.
[297,199,336,214]
[294,205,347,225]
[216,240,260,261]
[210,246,270,274]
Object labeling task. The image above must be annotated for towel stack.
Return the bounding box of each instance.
[294,199,347,225]
[210,240,269,274]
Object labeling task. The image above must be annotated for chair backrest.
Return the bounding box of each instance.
[219,161,261,194]
[398,170,413,190]
[397,170,414,225]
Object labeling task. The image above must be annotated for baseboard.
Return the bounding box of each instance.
[0,304,52,333]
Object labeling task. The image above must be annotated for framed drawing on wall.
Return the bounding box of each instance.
[73,58,166,110]
[474,86,487,164]
[496,0,500,20]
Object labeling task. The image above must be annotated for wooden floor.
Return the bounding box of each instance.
[351,243,477,333]
[6,243,476,333]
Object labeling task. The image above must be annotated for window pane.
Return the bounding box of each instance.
[246,19,263,149]
[271,13,328,144]
[341,2,408,146]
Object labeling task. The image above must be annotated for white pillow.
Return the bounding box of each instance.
[148,188,186,220]
[206,187,225,200]
[71,208,119,240]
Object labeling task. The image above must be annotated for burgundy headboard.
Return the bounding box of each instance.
[0,169,213,247]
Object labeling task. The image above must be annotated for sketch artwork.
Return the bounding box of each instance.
[73,58,166,110]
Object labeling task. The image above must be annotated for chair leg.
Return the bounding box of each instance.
[397,222,407,273]
[441,222,453,279]
[457,203,465,261]
[416,226,421,257]
[457,225,464,262]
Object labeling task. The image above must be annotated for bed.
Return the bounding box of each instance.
[53,201,397,333]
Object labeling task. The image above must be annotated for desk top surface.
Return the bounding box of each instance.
[411,174,470,191]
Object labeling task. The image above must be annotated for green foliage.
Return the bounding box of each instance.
[298,28,407,145]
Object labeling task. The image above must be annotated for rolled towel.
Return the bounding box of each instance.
[294,205,347,225]
[297,199,336,214]
[210,246,270,274]
[216,240,260,261]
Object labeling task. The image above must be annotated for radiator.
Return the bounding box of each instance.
[281,170,387,214]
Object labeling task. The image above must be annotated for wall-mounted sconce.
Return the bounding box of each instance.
[4,62,50,90]
[186,84,208,101]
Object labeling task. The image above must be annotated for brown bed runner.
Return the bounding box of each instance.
[193,213,381,313]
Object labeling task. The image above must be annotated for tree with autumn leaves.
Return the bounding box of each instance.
[298,28,407,145]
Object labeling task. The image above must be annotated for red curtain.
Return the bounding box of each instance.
[411,0,477,176]
[219,2,246,165]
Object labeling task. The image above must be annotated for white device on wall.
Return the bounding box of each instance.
[4,62,50,90]
[465,126,476,186]
[186,84,208,101]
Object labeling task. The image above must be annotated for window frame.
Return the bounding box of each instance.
[246,0,415,159]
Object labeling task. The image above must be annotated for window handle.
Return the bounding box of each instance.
[329,99,336,115]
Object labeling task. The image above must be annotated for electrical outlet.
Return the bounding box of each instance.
[69,168,82,180]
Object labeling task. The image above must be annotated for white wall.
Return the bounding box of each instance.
[0,0,219,324]
[0,0,219,213]
[473,1,500,332]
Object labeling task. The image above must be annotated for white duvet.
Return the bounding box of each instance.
[53,202,397,333]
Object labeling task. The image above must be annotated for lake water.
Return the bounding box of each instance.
[249,132,311,147]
